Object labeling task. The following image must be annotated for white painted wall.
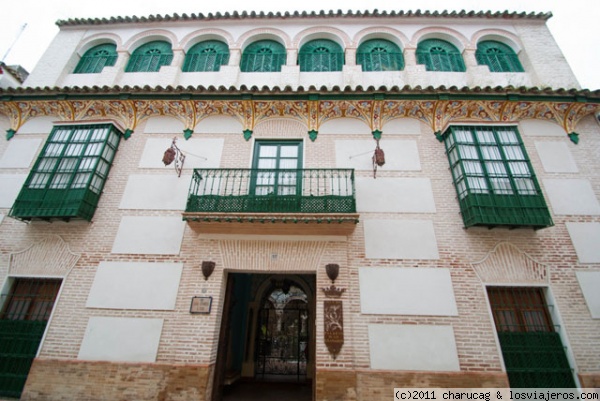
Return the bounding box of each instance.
[363,219,439,260]
[139,138,224,169]
[0,174,27,208]
[86,262,183,310]
[0,138,42,169]
[576,271,600,318]
[566,222,600,264]
[519,119,565,137]
[368,324,460,371]
[535,141,578,173]
[359,267,458,316]
[78,317,163,362]
[119,174,191,210]
[111,216,186,255]
[335,139,421,171]
[355,177,436,213]
[17,116,55,134]
[543,179,600,215]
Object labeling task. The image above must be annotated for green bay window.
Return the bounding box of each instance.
[240,40,286,73]
[125,41,173,72]
[183,40,229,72]
[10,123,121,221]
[298,39,344,72]
[443,125,552,229]
[73,43,117,74]
[476,40,524,73]
[356,39,404,72]
[416,39,465,72]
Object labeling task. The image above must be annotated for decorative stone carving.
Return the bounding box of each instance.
[471,241,548,284]
[9,235,80,277]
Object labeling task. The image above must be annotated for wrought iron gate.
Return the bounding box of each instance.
[487,287,576,388]
[255,285,308,381]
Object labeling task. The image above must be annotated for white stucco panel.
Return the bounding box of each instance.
[534,141,578,173]
[78,317,163,363]
[544,179,600,215]
[143,116,185,134]
[0,174,27,208]
[356,177,435,213]
[119,174,191,210]
[86,262,183,310]
[335,140,421,171]
[519,119,565,137]
[566,222,600,264]
[368,324,460,371]
[139,138,224,169]
[364,219,439,260]
[381,118,425,135]
[17,116,55,134]
[359,267,457,316]
[0,138,42,169]
[195,115,243,134]
[111,216,186,255]
[576,271,600,318]
[319,118,371,135]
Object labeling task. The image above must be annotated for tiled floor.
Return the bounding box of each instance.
[222,380,312,401]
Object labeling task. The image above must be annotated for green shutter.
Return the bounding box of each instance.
[183,40,230,72]
[125,41,173,72]
[416,39,465,72]
[443,125,552,229]
[73,43,118,74]
[9,124,121,221]
[356,39,404,71]
[240,40,286,72]
[476,40,524,73]
[298,39,344,72]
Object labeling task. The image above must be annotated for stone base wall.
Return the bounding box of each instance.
[21,359,213,401]
[316,369,510,401]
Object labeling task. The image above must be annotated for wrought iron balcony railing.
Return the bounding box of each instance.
[185,168,356,215]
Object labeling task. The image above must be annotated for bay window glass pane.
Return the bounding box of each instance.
[29,173,50,188]
[52,129,70,142]
[57,158,77,172]
[65,144,84,156]
[509,162,530,175]
[475,130,495,143]
[72,173,91,188]
[490,178,513,194]
[467,177,488,193]
[280,146,298,158]
[497,130,518,143]
[85,143,103,156]
[459,145,478,159]
[503,146,524,160]
[455,130,473,142]
[514,178,536,194]
[38,158,57,172]
[50,173,70,189]
[45,144,64,156]
[481,146,501,160]
[259,146,277,158]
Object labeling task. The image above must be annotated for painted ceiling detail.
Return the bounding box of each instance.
[1,98,598,139]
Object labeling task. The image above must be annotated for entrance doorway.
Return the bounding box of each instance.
[213,273,315,401]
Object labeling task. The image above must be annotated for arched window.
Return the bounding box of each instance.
[125,41,173,73]
[298,39,344,72]
[416,39,465,72]
[356,39,404,72]
[74,43,117,74]
[240,40,286,72]
[183,40,230,72]
[476,40,524,73]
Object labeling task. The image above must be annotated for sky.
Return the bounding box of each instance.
[1,0,598,89]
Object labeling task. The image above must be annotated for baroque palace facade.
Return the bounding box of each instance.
[0,9,599,401]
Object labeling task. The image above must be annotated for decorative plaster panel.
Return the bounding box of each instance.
[381,118,425,135]
[195,115,243,134]
[119,175,191,210]
[111,216,186,255]
[78,317,163,363]
[534,141,578,173]
[10,235,80,277]
[576,271,600,318]
[364,219,439,260]
[319,118,371,135]
[470,242,548,284]
[0,174,27,208]
[17,116,55,134]
[368,324,460,371]
[139,138,224,169]
[0,138,42,168]
[566,222,600,264]
[143,116,185,134]
[335,140,421,171]
[356,177,435,213]
[359,267,457,316]
[543,179,600,215]
[86,262,183,310]
[519,119,565,137]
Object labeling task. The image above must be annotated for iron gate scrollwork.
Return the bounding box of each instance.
[255,283,308,380]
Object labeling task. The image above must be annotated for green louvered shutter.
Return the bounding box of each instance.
[298,39,344,72]
[74,43,118,74]
[125,41,173,72]
[476,40,524,73]
[356,39,404,71]
[416,39,465,72]
[240,40,286,72]
[183,40,230,72]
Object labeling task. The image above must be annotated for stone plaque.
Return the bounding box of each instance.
[324,300,344,358]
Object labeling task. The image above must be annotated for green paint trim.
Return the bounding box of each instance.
[435,131,444,142]
[308,130,318,141]
[184,128,193,139]
[6,129,16,140]
[123,129,133,139]
[372,130,382,140]
[568,132,579,144]
[243,129,253,141]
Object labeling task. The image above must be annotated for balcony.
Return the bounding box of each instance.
[182,168,359,235]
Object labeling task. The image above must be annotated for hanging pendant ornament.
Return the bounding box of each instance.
[372,139,385,178]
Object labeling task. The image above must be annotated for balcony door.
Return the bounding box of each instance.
[251,141,303,197]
